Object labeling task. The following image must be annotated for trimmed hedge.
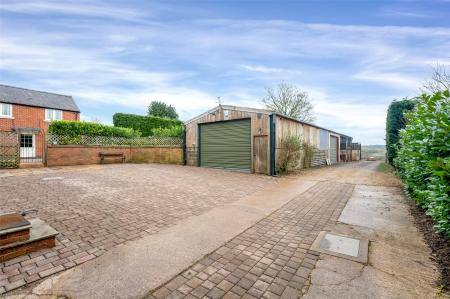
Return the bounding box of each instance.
[386,98,416,164]
[49,120,140,138]
[113,113,183,137]
[394,90,450,236]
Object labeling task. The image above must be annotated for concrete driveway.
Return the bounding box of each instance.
[0,164,276,294]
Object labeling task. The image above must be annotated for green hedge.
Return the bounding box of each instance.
[394,90,450,236]
[49,120,140,138]
[386,98,416,164]
[152,125,183,137]
[113,113,183,137]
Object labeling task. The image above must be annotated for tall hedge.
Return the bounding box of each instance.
[113,113,183,137]
[49,120,140,137]
[395,90,450,236]
[386,98,416,164]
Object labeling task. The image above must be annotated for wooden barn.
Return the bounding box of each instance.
[184,105,351,175]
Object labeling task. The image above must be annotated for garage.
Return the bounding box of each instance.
[199,119,251,172]
[330,135,338,164]
[185,105,350,175]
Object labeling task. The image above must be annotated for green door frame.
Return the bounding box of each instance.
[269,113,276,176]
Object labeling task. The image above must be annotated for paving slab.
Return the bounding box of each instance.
[303,184,445,299]
[11,176,317,299]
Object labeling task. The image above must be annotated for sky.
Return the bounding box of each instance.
[1,0,449,145]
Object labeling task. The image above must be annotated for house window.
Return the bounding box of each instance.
[0,103,12,118]
[45,109,62,121]
[20,134,33,148]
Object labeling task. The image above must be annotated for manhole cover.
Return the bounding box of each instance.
[320,234,360,257]
[42,176,64,181]
[311,231,369,263]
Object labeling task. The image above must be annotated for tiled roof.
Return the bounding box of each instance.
[0,84,80,112]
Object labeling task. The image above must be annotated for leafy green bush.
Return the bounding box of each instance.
[386,98,416,164]
[148,101,178,119]
[152,125,183,137]
[113,113,183,137]
[301,141,316,169]
[277,134,302,174]
[49,120,140,137]
[394,90,450,236]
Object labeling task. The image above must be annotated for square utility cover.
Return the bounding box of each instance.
[311,231,368,263]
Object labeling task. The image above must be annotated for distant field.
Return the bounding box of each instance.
[361,145,386,160]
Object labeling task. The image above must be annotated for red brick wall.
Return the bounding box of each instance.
[0,104,79,159]
[0,104,79,132]
[46,146,182,167]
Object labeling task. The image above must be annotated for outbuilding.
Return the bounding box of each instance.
[184,105,349,175]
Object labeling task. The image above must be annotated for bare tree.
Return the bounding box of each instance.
[422,64,450,93]
[262,82,315,122]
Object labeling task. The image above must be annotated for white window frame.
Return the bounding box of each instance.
[45,109,63,121]
[0,102,13,118]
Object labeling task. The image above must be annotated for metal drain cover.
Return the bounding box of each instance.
[311,231,368,263]
[42,176,64,181]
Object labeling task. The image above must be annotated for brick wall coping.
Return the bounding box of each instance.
[47,145,182,149]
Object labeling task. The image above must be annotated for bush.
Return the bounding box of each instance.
[113,113,183,137]
[394,90,450,236]
[152,125,183,137]
[301,141,316,169]
[148,101,178,119]
[49,120,140,138]
[277,134,302,174]
[386,98,416,164]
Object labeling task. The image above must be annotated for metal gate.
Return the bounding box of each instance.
[18,129,44,164]
[0,131,19,168]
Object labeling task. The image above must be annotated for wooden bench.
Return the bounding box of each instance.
[99,152,125,164]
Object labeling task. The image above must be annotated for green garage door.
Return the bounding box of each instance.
[200,119,251,172]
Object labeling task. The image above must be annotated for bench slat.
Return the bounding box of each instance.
[98,152,126,164]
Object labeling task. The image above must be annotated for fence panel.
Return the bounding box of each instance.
[47,134,183,147]
[0,132,19,168]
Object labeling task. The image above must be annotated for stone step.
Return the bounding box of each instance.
[0,213,31,246]
[0,219,58,263]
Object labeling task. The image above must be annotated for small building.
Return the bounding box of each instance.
[339,134,353,162]
[184,105,350,175]
[0,84,80,163]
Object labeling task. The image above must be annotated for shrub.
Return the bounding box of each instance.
[386,98,416,164]
[152,125,183,137]
[113,113,183,137]
[48,120,140,138]
[301,141,316,169]
[277,134,302,174]
[148,101,178,119]
[394,90,450,236]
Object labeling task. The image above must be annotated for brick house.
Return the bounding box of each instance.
[0,84,80,162]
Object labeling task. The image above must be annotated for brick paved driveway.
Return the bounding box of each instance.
[147,182,353,299]
[0,164,276,294]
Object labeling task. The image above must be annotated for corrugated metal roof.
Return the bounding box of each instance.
[0,84,80,112]
[185,105,351,138]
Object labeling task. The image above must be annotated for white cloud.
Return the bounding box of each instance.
[1,10,448,144]
[240,65,285,74]
[0,0,145,20]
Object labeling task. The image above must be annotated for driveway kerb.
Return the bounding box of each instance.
[17,178,317,299]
